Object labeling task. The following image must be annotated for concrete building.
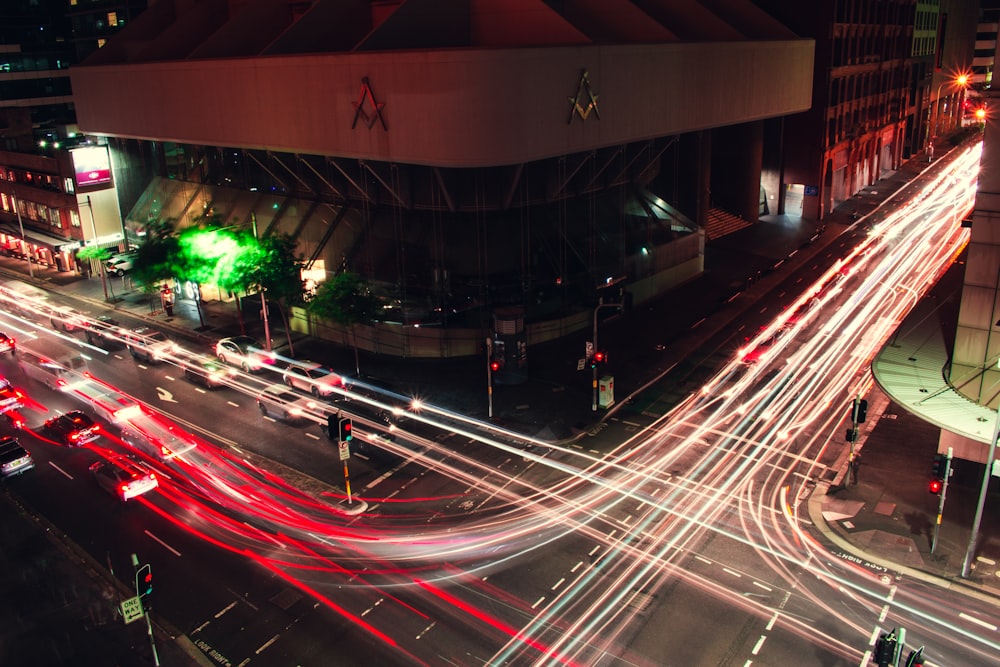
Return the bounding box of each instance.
[68,0,815,359]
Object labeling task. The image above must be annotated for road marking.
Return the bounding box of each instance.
[255,635,280,655]
[878,605,889,622]
[305,432,319,440]
[416,622,435,639]
[766,614,777,631]
[155,387,177,403]
[571,561,583,573]
[49,461,73,479]
[144,529,182,557]
[365,471,393,490]
[976,555,997,565]
[226,400,240,407]
[214,602,236,618]
[618,515,633,525]
[723,568,742,578]
[751,635,766,655]
[588,545,601,557]
[752,581,772,592]
[531,597,545,609]
[164,375,177,381]
[959,612,997,631]
[193,387,207,394]
[192,620,210,634]
[551,578,565,591]
[695,555,712,565]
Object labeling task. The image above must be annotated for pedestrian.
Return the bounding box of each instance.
[850,454,861,485]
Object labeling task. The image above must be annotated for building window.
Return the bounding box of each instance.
[107,12,118,27]
[70,209,81,228]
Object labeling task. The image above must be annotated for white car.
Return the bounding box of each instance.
[125,326,177,364]
[282,361,343,397]
[90,455,158,501]
[105,253,137,276]
[215,336,274,372]
[256,384,320,423]
[49,307,89,332]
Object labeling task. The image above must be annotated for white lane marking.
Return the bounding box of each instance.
[214,602,237,618]
[588,545,601,556]
[723,567,742,578]
[255,635,280,654]
[752,581,772,592]
[192,620,210,634]
[751,635,766,655]
[305,432,319,440]
[164,375,177,381]
[365,471,393,490]
[144,529,182,557]
[531,597,545,609]
[226,400,240,407]
[878,605,889,622]
[766,614,777,631]
[959,612,998,631]
[695,555,712,565]
[551,578,565,591]
[571,561,583,573]
[49,461,73,479]
[416,622,435,640]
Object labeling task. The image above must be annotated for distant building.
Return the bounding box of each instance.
[0,0,149,271]
[753,0,978,219]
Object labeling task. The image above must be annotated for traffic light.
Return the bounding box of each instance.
[874,631,897,667]
[490,360,500,372]
[904,647,925,667]
[339,417,353,442]
[591,351,606,369]
[135,563,152,597]
[854,398,868,423]
[326,413,338,441]
[930,453,946,494]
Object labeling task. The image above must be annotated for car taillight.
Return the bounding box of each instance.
[149,472,156,480]
[120,483,129,492]
[69,432,79,441]
[92,424,100,432]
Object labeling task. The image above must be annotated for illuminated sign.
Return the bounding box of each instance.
[71,146,112,187]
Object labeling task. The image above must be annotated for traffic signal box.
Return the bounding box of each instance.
[929,453,946,495]
[590,351,606,369]
[874,631,897,667]
[339,417,353,442]
[136,563,152,597]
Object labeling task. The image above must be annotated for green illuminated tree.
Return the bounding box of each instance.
[307,271,380,375]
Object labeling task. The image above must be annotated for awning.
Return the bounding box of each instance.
[0,223,79,253]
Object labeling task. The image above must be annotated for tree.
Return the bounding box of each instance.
[307,272,380,375]
[131,218,185,317]
[254,234,306,355]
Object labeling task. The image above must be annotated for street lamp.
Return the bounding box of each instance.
[930,73,970,148]
[83,196,110,302]
[2,185,34,278]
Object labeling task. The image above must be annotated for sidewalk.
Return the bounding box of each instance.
[1,135,996,660]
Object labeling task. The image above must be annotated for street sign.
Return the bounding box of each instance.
[121,596,144,625]
[576,358,586,371]
[338,440,350,461]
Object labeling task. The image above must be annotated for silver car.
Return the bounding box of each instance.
[282,361,343,397]
[256,384,320,424]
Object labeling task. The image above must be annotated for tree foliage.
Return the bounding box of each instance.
[131,218,181,292]
[307,272,380,326]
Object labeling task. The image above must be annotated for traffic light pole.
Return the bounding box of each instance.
[131,553,160,666]
[931,447,953,555]
[591,300,621,412]
[486,337,493,419]
[961,403,1000,577]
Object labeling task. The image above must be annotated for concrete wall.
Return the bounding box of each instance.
[71,40,814,168]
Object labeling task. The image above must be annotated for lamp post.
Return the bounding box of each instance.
[930,74,969,149]
[3,185,34,278]
[83,196,110,302]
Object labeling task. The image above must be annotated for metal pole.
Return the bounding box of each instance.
[131,553,160,666]
[343,459,353,505]
[251,212,272,352]
[12,196,34,278]
[961,407,999,577]
[592,301,600,412]
[931,447,953,555]
[85,196,109,302]
[486,337,493,418]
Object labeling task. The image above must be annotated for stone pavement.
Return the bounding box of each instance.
[0,136,996,664]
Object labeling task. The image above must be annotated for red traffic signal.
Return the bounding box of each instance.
[490,361,501,372]
[928,478,943,495]
[593,351,606,363]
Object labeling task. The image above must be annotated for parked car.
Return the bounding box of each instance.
[0,332,16,355]
[215,336,274,373]
[0,436,34,478]
[125,326,177,364]
[90,455,158,501]
[83,315,125,348]
[105,253,137,276]
[183,358,234,389]
[49,306,89,332]
[282,361,343,397]
[44,410,101,446]
[256,384,319,424]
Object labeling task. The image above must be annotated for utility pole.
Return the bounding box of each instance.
[930,448,953,554]
[85,196,109,302]
[591,298,623,411]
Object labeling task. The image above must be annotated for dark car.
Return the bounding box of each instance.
[183,358,234,389]
[44,410,101,446]
[0,332,15,355]
[83,315,125,348]
[0,436,34,478]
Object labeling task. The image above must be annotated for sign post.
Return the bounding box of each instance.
[120,596,144,625]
